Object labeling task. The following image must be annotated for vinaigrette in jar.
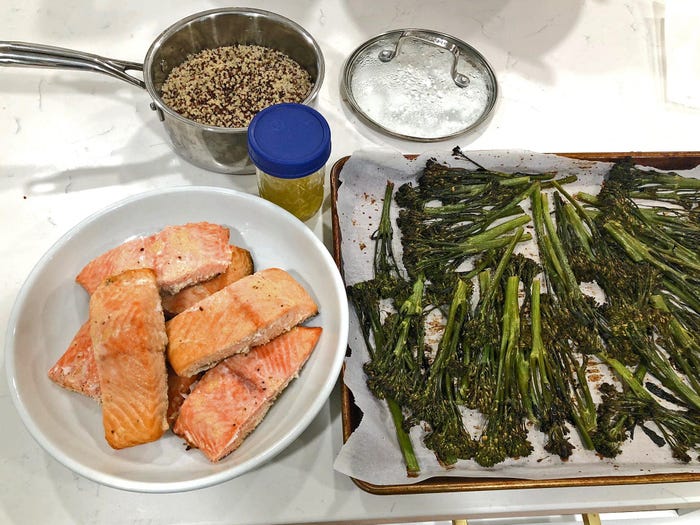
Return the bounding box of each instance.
[247,103,331,221]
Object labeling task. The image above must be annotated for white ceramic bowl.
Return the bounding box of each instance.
[4,186,348,493]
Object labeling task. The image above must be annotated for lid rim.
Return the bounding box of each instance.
[340,28,498,142]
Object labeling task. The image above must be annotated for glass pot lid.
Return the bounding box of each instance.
[341,29,498,142]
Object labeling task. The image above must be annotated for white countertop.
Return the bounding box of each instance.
[2,1,700,524]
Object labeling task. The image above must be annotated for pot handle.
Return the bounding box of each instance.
[0,41,145,89]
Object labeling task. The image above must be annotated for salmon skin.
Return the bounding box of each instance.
[47,321,101,400]
[161,245,254,316]
[90,268,169,449]
[173,326,322,461]
[76,222,232,295]
[166,268,318,377]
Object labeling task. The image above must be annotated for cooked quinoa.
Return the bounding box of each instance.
[160,44,313,128]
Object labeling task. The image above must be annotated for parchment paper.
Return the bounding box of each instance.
[332,148,700,485]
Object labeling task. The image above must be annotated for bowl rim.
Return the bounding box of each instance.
[4,185,348,493]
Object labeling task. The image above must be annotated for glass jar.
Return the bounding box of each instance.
[247,103,331,221]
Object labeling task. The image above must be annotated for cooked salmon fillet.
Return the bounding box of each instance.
[150,223,233,295]
[166,268,318,377]
[90,268,169,449]
[167,367,201,427]
[47,321,101,400]
[77,236,150,294]
[161,245,254,316]
[76,222,232,295]
[173,326,322,461]
[47,326,201,427]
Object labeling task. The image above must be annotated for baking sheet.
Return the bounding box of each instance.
[332,149,700,488]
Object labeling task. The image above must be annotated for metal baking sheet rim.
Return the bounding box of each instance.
[329,151,700,495]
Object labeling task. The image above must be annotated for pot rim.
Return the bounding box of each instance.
[142,7,325,133]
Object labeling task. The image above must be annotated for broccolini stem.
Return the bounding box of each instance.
[659,279,700,319]
[571,362,597,451]
[541,192,580,293]
[541,175,579,187]
[412,215,532,272]
[496,276,523,403]
[552,180,598,231]
[347,283,383,358]
[638,345,700,412]
[528,279,577,458]
[603,220,700,314]
[393,275,425,364]
[603,219,700,273]
[373,180,400,277]
[651,295,700,353]
[529,279,546,419]
[559,196,594,258]
[575,192,600,207]
[387,397,420,477]
[598,352,653,401]
[461,214,531,248]
[532,187,579,299]
[480,227,525,309]
[633,170,700,190]
[433,278,469,371]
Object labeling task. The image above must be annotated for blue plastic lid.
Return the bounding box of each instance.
[247,103,332,179]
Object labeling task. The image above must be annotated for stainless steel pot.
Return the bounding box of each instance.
[0,8,325,174]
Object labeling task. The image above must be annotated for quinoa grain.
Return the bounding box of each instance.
[160,44,312,128]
